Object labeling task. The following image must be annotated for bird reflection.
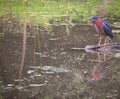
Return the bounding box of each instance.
[88,52,109,82]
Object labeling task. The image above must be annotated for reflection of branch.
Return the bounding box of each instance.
[18,19,28,99]
[19,19,27,80]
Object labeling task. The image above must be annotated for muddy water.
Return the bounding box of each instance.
[0,25,120,99]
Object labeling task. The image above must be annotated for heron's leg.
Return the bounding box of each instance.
[98,36,102,46]
[104,37,107,48]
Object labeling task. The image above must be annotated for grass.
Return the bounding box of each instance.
[0,0,120,26]
[0,0,101,25]
[105,0,120,18]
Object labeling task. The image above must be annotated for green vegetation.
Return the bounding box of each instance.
[106,0,120,18]
[0,0,120,25]
[0,0,101,25]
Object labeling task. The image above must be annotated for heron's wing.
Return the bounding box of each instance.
[102,20,113,38]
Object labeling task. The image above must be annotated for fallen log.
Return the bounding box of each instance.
[85,42,120,53]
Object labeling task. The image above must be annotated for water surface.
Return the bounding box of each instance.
[0,25,120,99]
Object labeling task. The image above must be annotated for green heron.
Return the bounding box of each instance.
[91,16,113,47]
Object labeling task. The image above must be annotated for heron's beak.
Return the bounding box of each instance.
[86,19,91,23]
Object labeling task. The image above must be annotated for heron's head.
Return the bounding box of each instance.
[90,16,98,22]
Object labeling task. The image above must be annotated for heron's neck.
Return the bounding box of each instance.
[94,18,103,30]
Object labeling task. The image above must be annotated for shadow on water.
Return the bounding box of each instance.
[0,24,120,99]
